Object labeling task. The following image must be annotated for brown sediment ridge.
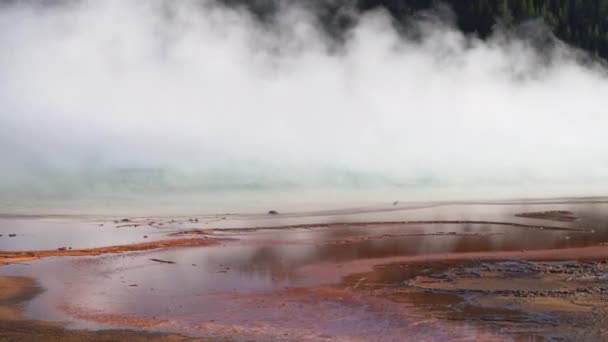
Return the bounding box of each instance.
[297,245,608,286]
[0,237,221,266]
[170,219,590,237]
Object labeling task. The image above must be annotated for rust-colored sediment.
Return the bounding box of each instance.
[297,245,608,285]
[59,304,168,329]
[0,276,37,302]
[0,238,220,266]
[0,276,40,322]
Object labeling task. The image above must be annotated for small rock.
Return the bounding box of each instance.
[120,218,130,223]
[268,210,279,215]
[58,247,67,251]
[143,235,148,239]
[8,234,16,237]
[150,258,176,264]
[129,284,138,287]
[393,201,399,205]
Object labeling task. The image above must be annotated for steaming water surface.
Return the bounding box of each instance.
[1,0,608,207]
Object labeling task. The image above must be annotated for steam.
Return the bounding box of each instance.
[1,0,608,204]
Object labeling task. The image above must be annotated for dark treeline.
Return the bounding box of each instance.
[223,0,608,59]
[361,0,608,59]
[6,0,605,58]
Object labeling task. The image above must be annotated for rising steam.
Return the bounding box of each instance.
[1,0,608,208]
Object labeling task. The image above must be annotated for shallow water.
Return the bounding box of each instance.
[2,201,608,340]
[2,199,606,251]
[0,218,172,250]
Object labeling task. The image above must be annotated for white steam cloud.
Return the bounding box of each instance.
[1,0,608,204]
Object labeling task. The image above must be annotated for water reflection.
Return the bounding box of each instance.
[1,202,608,340]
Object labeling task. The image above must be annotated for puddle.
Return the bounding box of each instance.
[0,218,172,251]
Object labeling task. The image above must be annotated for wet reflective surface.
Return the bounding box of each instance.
[2,200,608,340]
[0,218,174,250]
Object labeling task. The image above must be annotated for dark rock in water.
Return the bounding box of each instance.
[268,210,279,215]
[8,234,16,237]
[393,201,399,205]
[58,247,67,251]
[150,258,176,264]
[143,235,148,239]
[120,218,130,223]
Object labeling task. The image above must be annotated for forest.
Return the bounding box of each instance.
[358,0,608,58]
[226,0,608,59]
[359,0,608,58]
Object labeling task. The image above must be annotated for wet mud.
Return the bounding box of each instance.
[1,200,608,340]
[352,259,608,340]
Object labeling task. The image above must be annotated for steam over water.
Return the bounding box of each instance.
[1,0,608,213]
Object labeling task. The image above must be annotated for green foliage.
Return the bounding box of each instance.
[500,0,514,26]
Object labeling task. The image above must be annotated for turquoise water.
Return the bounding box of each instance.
[0,169,608,215]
